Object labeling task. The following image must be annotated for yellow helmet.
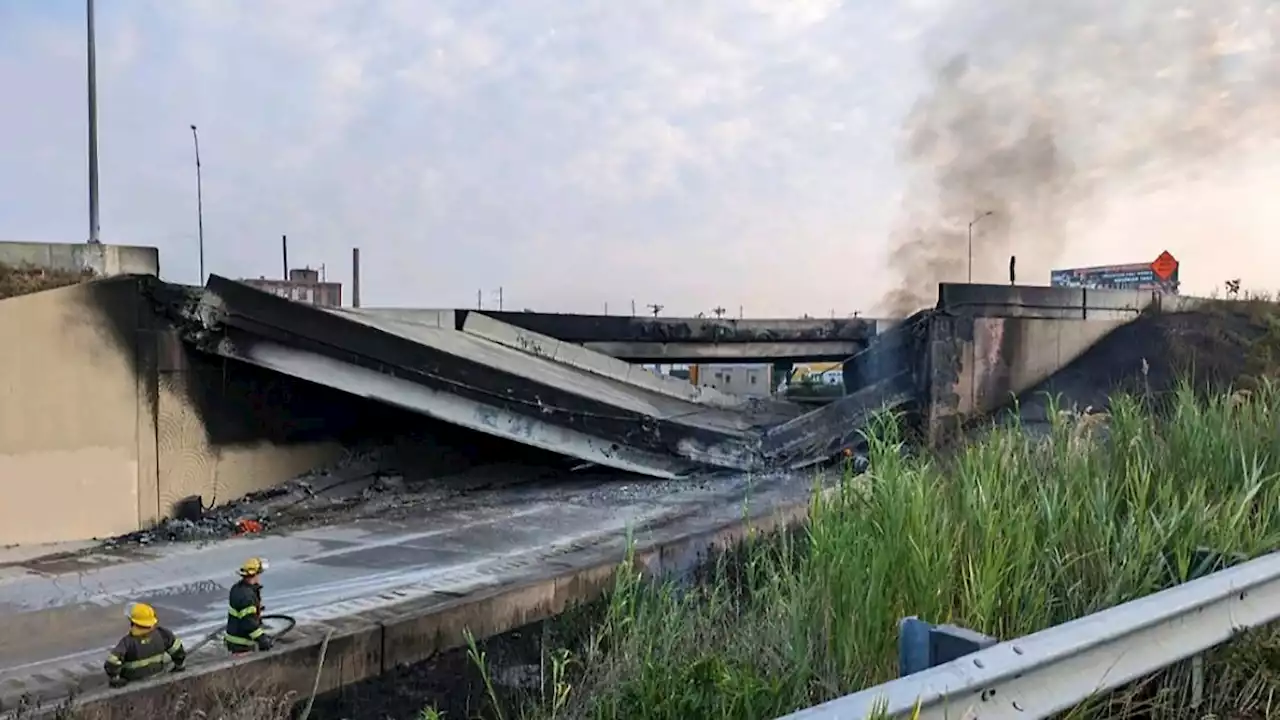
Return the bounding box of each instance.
[238,557,269,577]
[125,602,158,628]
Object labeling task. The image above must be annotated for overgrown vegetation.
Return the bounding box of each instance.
[433,378,1280,720]
[0,262,95,300]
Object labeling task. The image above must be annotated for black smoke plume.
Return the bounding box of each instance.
[881,0,1280,314]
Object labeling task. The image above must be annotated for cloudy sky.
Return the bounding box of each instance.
[1,1,1277,314]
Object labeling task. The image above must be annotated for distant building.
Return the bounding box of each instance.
[240,268,343,308]
[791,362,844,386]
[689,363,773,398]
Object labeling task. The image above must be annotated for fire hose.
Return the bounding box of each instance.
[182,614,298,659]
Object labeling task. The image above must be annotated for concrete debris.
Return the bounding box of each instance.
[95,439,628,551]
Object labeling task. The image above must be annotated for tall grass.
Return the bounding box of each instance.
[457,380,1280,720]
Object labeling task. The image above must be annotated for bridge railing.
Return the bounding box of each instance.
[774,550,1280,720]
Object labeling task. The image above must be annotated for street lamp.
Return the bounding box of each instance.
[968,211,994,283]
[86,0,100,244]
[190,124,205,282]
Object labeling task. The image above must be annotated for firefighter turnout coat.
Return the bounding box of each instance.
[103,626,186,683]
[225,578,272,652]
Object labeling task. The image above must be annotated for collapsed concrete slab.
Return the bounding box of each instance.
[184,277,921,479]
[189,277,829,478]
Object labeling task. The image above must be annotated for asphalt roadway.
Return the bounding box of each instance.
[0,469,818,710]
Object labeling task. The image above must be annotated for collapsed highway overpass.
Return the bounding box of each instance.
[2,265,1246,717]
[0,266,1200,548]
[186,276,911,479]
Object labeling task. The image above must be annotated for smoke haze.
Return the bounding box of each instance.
[880,0,1280,314]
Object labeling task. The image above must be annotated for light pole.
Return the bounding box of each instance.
[86,0,100,244]
[190,124,205,282]
[968,210,994,283]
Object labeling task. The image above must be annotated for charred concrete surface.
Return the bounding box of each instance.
[0,270,900,546]
[909,283,1211,444]
[184,276,892,479]
[1,276,1238,716]
[579,339,865,363]
[2,272,1186,547]
[0,468,827,714]
[935,282,1196,319]
[359,308,888,362]
[0,276,570,546]
[833,283,1220,446]
[450,309,879,344]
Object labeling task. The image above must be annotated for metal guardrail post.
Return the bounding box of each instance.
[899,617,997,677]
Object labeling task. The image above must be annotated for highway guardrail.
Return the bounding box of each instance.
[775,549,1280,719]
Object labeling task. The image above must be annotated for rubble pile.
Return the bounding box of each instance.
[104,445,412,548]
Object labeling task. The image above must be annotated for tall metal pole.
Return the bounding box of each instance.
[967,223,972,283]
[86,0,101,244]
[351,247,361,308]
[190,125,205,282]
[967,210,994,283]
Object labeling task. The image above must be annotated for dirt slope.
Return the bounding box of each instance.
[0,263,95,300]
[1016,300,1280,423]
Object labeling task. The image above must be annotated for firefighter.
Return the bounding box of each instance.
[225,557,274,654]
[103,602,186,687]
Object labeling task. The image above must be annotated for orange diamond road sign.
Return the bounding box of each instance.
[1150,251,1179,281]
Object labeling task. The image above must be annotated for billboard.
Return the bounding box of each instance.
[1050,251,1180,294]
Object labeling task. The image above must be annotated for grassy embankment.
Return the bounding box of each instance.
[428,302,1280,720]
[0,262,95,300]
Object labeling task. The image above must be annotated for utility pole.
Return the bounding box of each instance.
[712,306,726,318]
[351,247,361,308]
[191,125,205,281]
[86,0,101,244]
[631,300,636,317]
[647,303,663,317]
[477,289,482,309]
[498,286,504,311]
[968,210,994,283]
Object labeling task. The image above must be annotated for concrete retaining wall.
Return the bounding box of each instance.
[0,282,151,545]
[925,314,1129,443]
[0,241,159,278]
[0,278,345,545]
[918,283,1224,443]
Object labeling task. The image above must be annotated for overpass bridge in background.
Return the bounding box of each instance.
[365,308,893,363]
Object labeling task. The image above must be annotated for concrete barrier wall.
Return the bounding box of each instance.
[0,241,160,278]
[0,278,346,545]
[937,283,1166,319]
[153,343,344,518]
[926,315,1127,443]
[0,282,149,545]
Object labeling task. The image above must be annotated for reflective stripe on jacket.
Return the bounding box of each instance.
[103,626,185,682]
[225,579,265,648]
